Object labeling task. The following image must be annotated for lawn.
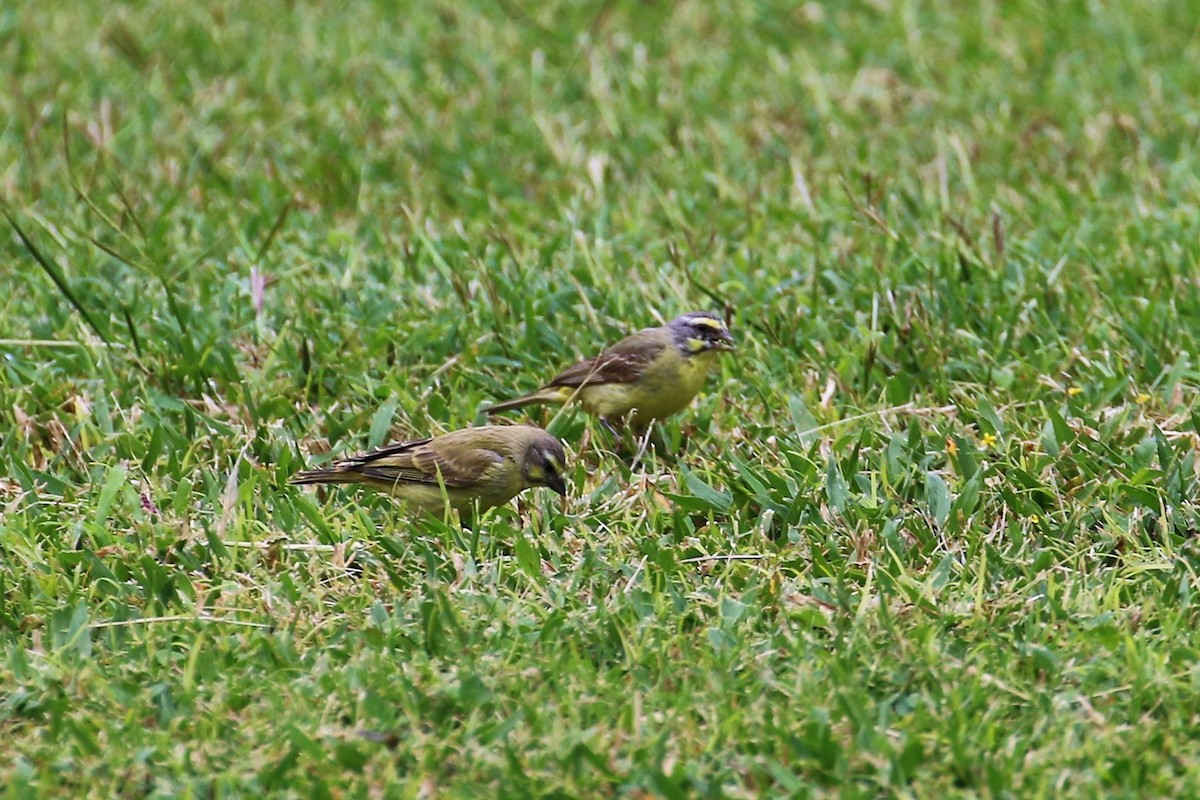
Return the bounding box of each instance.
[4,0,1200,796]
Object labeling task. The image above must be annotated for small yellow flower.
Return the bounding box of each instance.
[1029,514,1040,524]
[981,432,997,448]
[1067,386,1083,397]
[946,438,958,456]
[1136,393,1151,404]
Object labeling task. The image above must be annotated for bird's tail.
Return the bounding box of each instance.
[289,467,361,486]
[483,387,571,415]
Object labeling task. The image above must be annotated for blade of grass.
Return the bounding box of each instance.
[4,207,113,345]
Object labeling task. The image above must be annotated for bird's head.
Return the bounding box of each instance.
[669,311,736,356]
[522,434,568,496]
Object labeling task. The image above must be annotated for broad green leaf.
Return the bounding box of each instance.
[682,467,732,512]
[94,464,127,525]
[368,396,399,448]
[825,456,849,513]
[925,471,951,527]
[789,395,820,446]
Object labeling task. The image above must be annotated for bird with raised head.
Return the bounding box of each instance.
[485,311,735,434]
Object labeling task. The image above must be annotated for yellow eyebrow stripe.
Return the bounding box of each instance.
[691,317,724,330]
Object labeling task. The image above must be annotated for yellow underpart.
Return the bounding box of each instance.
[577,349,719,425]
[361,480,519,516]
[362,462,525,517]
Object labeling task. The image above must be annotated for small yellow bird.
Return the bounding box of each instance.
[290,425,567,517]
[485,311,735,432]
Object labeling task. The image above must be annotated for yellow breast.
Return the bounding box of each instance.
[579,350,718,424]
[376,464,523,516]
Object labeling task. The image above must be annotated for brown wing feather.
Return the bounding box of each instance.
[351,436,502,488]
[547,332,666,388]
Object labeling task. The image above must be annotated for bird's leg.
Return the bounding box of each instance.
[598,417,636,457]
[648,425,669,455]
[598,417,622,439]
[594,416,642,463]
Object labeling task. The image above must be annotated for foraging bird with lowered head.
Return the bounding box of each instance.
[290,425,567,517]
[485,311,735,432]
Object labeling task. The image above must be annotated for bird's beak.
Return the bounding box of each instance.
[714,330,736,351]
[547,472,568,497]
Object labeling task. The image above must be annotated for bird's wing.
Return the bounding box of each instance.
[348,438,502,488]
[547,332,666,388]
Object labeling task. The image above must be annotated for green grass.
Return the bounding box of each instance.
[4,0,1200,796]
